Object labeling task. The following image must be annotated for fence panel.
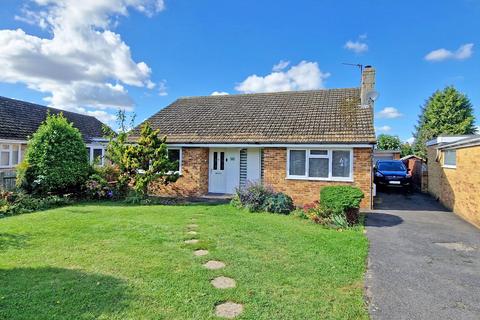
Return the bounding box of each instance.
[0,171,17,191]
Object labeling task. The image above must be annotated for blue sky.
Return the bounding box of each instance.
[1,0,479,142]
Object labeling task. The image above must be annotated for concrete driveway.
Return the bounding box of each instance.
[366,191,480,320]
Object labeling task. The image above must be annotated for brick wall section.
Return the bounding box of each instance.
[149,147,209,197]
[263,147,372,209]
[427,145,480,228]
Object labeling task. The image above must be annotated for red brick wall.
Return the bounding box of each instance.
[263,147,372,209]
[149,147,209,197]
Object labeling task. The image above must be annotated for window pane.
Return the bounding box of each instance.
[168,149,180,171]
[12,148,19,165]
[1,151,9,166]
[213,152,218,170]
[310,150,328,156]
[309,158,329,177]
[93,149,103,165]
[86,148,91,162]
[332,150,351,177]
[289,150,306,176]
[444,150,456,166]
[1,144,9,150]
[220,152,225,170]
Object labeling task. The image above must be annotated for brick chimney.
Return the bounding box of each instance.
[361,65,376,106]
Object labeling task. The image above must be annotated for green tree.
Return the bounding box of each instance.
[105,111,179,198]
[376,134,401,150]
[400,142,414,158]
[17,113,90,194]
[413,86,476,158]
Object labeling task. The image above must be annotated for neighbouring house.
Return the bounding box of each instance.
[132,66,377,209]
[373,149,401,163]
[401,154,427,192]
[0,96,108,176]
[427,135,480,228]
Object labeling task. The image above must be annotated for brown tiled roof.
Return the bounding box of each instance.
[0,96,106,142]
[132,88,376,144]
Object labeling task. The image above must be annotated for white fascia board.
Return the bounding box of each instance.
[0,139,27,144]
[167,143,374,148]
[426,136,470,147]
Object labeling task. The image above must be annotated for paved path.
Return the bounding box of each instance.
[366,191,480,320]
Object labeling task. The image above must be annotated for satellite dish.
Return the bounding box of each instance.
[366,90,379,102]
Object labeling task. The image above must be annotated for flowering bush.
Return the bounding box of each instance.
[231,181,294,214]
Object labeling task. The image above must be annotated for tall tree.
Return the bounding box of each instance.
[413,86,476,158]
[376,134,401,150]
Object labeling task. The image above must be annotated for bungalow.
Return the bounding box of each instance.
[133,66,377,209]
[0,96,108,174]
[427,135,480,228]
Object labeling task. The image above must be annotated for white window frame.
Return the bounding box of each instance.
[442,149,456,169]
[167,148,182,175]
[0,143,22,168]
[86,144,106,166]
[286,148,354,182]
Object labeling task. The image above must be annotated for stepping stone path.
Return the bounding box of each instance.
[194,249,209,256]
[215,302,244,318]
[184,218,243,318]
[211,276,236,289]
[203,260,226,270]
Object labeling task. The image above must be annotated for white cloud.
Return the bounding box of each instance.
[406,137,415,144]
[158,79,168,96]
[377,107,403,119]
[211,91,229,96]
[376,125,391,133]
[0,0,165,123]
[425,43,474,62]
[272,60,290,72]
[235,61,330,94]
[344,35,368,53]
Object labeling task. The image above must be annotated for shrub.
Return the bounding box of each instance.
[84,165,125,200]
[320,186,364,215]
[0,192,72,217]
[17,113,90,195]
[233,181,274,212]
[263,193,294,214]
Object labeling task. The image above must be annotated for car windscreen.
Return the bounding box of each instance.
[377,162,405,171]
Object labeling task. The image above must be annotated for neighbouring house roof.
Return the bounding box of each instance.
[426,135,472,147]
[0,96,106,143]
[400,155,425,161]
[436,134,480,150]
[131,88,376,144]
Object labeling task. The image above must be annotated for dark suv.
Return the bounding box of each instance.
[374,160,412,190]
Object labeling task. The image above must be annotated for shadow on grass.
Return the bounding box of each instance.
[0,233,29,250]
[0,267,130,320]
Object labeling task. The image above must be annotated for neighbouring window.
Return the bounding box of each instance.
[287,148,352,180]
[443,149,456,167]
[168,148,181,173]
[86,146,105,166]
[0,144,21,168]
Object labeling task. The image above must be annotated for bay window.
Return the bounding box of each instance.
[287,148,353,181]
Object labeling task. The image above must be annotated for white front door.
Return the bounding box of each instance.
[209,148,240,194]
[209,149,227,193]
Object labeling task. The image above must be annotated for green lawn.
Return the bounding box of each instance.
[0,203,368,319]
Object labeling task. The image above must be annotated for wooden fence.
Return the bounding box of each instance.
[0,171,16,191]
